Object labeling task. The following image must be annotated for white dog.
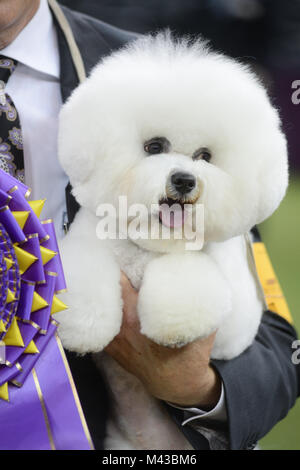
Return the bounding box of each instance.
[56,33,288,449]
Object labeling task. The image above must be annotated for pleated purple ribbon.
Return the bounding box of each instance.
[0,169,93,450]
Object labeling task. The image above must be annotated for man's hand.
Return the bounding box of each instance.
[105,273,221,408]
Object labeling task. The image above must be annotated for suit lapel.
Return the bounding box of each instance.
[51,10,80,103]
[51,4,112,103]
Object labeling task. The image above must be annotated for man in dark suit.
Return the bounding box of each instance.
[0,0,299,450]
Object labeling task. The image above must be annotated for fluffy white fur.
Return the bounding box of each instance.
[56,33,288,449]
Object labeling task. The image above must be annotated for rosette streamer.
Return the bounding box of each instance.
[0,169,93,450]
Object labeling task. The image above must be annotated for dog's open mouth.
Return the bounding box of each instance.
[158,197,187,228]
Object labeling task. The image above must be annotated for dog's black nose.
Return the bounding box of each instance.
[171,172,196,195]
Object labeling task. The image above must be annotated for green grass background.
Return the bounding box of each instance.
[257,174,300,449]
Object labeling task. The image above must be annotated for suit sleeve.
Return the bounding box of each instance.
[211,310,300,449]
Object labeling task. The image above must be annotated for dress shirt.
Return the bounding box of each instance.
[169,383,227,424]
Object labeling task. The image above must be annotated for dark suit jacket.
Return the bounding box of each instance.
[53,2,300,450]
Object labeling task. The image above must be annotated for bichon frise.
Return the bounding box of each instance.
[56,33,288,449]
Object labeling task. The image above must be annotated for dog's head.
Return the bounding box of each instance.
[59,32,288,251]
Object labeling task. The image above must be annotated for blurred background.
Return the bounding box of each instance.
[60,0,300,449]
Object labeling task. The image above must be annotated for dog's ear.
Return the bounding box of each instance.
[58,85,97,187]
[256,121,289,225]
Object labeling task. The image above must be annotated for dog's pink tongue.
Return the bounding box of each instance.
[159,205,185,228]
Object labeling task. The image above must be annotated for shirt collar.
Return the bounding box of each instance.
[1,0,60,79]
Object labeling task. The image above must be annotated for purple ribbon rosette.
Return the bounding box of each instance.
[0,169,93,450]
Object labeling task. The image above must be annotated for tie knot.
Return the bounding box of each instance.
[0,56,18,85]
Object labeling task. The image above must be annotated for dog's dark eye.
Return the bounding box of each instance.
[192,148,212,162]
[145,142,162,154]
[144,137,170,155]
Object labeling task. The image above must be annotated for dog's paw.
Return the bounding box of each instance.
[138,252,232,347]
[56,288,123,353]
[58,228,123,353]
